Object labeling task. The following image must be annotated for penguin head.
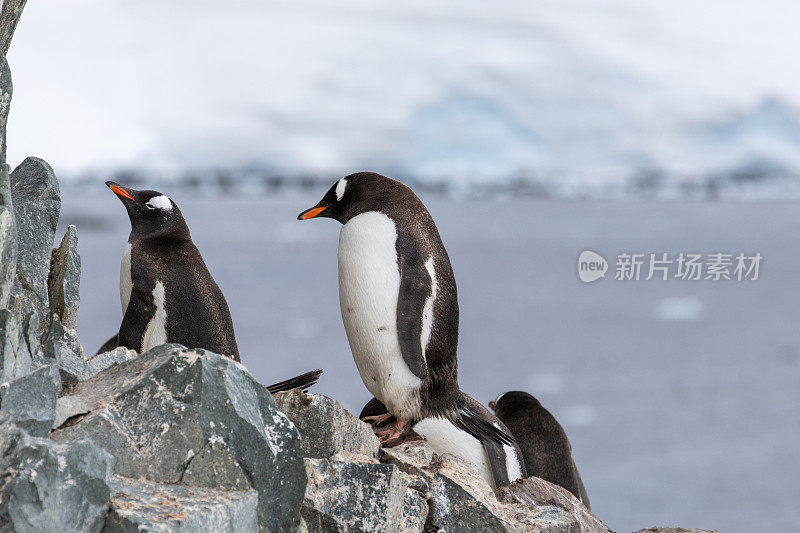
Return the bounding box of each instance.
[489,391,542,415]
[297,172,408,224]
[106,181,190,241]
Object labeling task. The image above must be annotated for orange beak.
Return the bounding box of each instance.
[107,183,134,200]
[297,205,327,220]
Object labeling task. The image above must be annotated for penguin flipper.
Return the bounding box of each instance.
[452,404,516,447]
[396,255,431,380]
[266,369,323,394]
[118,285,156,353]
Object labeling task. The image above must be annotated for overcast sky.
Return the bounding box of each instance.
[6,0,800,185]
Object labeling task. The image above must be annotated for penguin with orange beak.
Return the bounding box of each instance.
[102,181,322,392]
[299,172,523,489]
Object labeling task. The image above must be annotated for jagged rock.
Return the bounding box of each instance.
[0,309,31,382]
[497,477,609,533]
[274,390,380,460]
[48,224,80,330]
[382,440,611,533]
[86,346,138,375]
[302,455,427,533]
[51,344,307,532]
[182,440,251,491]
[0,50,11,161]
[40,314,86,386]
[0,202,15,309]
[9,156,60,331]
[53,394,90,428]
[104,476,258,533]
[0,52,15,310]
[0,0,27,55]
[0,363,59,436]
[0,412,113,532]
[19,309,39,358]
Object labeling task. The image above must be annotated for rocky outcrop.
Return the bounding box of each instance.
[9,157,61,328]
[274,389,610,532]
[48,224,80,330]
[0,412,113,532]
[274,388,380,460]
[51,344,307,532]
[0,362,59,437]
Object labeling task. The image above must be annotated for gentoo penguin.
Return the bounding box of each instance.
[105,181,240,359]
[105,181,322,392]
[298,172,521,488]
[490,391,591,508]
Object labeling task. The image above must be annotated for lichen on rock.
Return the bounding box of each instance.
[50,344,307,532]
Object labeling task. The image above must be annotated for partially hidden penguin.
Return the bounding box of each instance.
[101,181,321,393]
[298,172,524,488]
[490,390,591,508]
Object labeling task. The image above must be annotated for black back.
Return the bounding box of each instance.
[122,238,239,360]
[491,391,590,507]
[300,172,461,416]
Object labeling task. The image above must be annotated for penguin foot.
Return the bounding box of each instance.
[361,412,395,428]
[375,419,419,448]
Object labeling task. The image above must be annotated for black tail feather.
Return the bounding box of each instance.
[266,369,323,394]
[453,405,516,447]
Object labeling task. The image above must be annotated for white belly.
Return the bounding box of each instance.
[413,417,497,489]
[338,211,422,419]
[142,281,168,352]
[120,243,132,314]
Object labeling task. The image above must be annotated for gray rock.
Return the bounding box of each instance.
[10,156,60,331]
[497,476,610,533]
[426,469,514,533]
[274,389,380,460]
[0,414,112,532]
[0,0,27,55]
[182,440,251,491]
[0,309,31,383]
[103,475,258,533]
[19,309,39,359]
[48,224,80,330]
[382,440,608,533]
[54,394,91,428]
[85,346,138,376]
[40,314,86,387]
[0,203,15,309]
[0,363,59,436]
[0,51,11,161]
[302,456,427,533]
[51,344,307,532]
[0,52,15,309]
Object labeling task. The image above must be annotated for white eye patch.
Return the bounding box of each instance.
[146,195,173,211]
[335,178,347,201]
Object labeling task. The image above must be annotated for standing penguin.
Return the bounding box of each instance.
[105,181,240,358]
[298,172,523,488]
[104,182,321,391]
[490,391,591,508]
